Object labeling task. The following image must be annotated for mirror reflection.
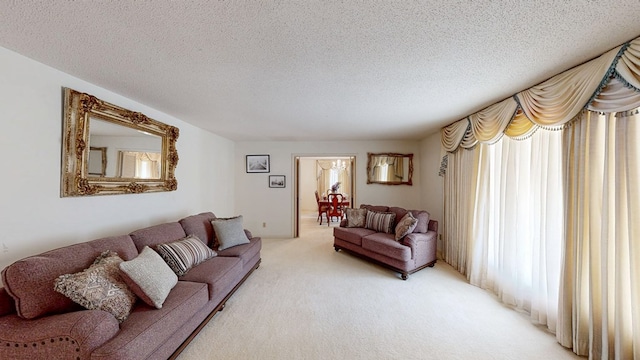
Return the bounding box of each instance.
[88,118,162,179]
[61,88,179,197]
[366,152,413,185]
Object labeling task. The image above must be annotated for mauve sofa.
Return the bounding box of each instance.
[0,211,261,360]
[333,204,437,280]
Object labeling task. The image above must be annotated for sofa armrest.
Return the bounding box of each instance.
[402,231,437,265]
[0,288,15,316]
[0,310,119,359]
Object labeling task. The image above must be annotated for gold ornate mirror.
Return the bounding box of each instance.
[61,88,179,197]
[366,152,413,185]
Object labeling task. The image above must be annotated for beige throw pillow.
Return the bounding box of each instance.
[119,246,178,309]
[395,212,419,241]
[345,208,367,228]
[54,250,137,323]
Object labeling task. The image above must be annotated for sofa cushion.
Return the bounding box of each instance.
[179,212,217,248]
[130,222,187,253]
[361,233,412,262]
[395,212,418,241]
[119,246,178,309]
[345,208,367,228]
[216,237,262,269]
[388,207,409,225]
[407,210,431,233]
[1,235,138,320]
[211,216,250,251]
[333,227,376,246]
[91,280,209,360]
[365,211,396,234]
[179,256,244,300]
[360,204,389,213]
[54,250,137,323]
[156,235,217,276]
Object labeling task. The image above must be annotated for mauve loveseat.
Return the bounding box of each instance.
[333,204,437,280]
[0,211,261,360]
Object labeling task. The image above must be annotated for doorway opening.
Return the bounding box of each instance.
[293,155,356,237]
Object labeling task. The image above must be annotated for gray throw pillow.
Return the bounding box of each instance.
[345,208,367,227]
[119,246,178,309]
[211,215,250,251]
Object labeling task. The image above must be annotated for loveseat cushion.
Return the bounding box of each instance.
[333,227,376,246]
[179,212,216,248]
[361,233,412,262]
[1,235,138,320]
[407,210,430,233]
[129,222,187,253]
[91,281,208,360]
[360,204,389,213]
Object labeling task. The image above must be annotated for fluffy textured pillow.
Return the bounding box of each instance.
[345,208,367,228]
[365,211,396,234]
[53,250,136,323]
[156,235,217,276]
[395,212,419,241]
[211,216,250,251]
[119,246,178,309]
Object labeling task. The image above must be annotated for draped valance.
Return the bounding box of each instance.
[442,35,640,152]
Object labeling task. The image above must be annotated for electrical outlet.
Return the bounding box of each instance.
[262,222,266,228]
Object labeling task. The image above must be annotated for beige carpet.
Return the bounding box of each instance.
[177,214,581,360]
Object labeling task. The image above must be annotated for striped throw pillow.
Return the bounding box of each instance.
[156,235,217,276]
[365,211,396,234]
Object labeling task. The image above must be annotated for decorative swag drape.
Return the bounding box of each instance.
[441,35,640,151]
[440,34,640,360]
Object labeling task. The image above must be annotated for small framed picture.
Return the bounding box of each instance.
[269,175,286,188]
[246,155,270,173]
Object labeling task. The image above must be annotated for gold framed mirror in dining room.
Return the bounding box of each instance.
[60,88,179,197]
[366,152,413,185]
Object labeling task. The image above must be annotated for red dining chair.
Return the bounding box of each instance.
[326,193,345,226]
[315,191,330,225]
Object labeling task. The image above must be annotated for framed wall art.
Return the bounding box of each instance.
[246,154,270,173]
[269,175,286,188]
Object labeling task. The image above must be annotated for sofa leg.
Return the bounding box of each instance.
[219,303,226,311]
[401,273,408,280]
[334,246,340,252]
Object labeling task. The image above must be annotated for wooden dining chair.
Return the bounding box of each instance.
[315,191,330,225]
[326,193,345,226]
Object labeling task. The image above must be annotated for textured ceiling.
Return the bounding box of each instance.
[2,1,640,141]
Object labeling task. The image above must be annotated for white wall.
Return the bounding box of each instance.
[419,131,445,257]
[234,140,425,238]
[0,46,235,273]
[299,157,317,212]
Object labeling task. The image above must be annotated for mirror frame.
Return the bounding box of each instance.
[366,152,413,185]
[61,88,179,197]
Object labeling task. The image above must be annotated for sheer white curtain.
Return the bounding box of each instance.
[557,110,640,359]
[468,130,564,331]
[443,147,479,275]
